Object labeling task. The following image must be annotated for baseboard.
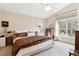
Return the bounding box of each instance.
[57,40,74,45]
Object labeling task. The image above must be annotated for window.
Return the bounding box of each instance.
[67,19,76,36]
[58,18,77,37]
[56,9,77,37]
[58,21,66,35]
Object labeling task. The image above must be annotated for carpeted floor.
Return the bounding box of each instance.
[34,41,74,56]
[0,41,74,56]
[0,46,12,56]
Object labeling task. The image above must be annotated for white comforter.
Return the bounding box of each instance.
[16,39,53,56]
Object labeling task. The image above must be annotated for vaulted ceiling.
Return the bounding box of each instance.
[0,3,70,19]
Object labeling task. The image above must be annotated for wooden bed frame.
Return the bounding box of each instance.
[12,36,53,56]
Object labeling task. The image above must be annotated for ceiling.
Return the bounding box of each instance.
[0,3,70,19]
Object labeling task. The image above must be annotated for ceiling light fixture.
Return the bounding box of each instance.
[41,3,51,12]
[44,4,51,12]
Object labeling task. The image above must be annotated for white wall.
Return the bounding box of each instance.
[0,10,45,34]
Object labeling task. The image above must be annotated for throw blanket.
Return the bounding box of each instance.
[12,36,51,56]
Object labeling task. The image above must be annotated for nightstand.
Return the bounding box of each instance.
[5,31,14,46]
[6,36,14,46]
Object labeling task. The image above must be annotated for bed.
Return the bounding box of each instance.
[12,31,53,56]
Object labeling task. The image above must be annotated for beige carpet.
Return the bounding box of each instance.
[0,46,12,56]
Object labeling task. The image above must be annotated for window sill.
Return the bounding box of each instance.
[57,35,75,38]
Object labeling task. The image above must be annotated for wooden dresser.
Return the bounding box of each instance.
[75,31,79,50]
[45,28,54,39]
[69,31,79,56]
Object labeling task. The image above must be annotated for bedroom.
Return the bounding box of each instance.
[0,3,79,56]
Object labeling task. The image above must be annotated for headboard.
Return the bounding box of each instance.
[15,32,28,38]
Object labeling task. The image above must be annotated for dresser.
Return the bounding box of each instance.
[45,28,54,39]
[69,31,79,56]
[75,31,79,50]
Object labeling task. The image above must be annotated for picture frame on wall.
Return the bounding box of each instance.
[2,21,9,27]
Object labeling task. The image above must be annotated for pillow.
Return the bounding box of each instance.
[38,32,45,36]
[27,32,35,37]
